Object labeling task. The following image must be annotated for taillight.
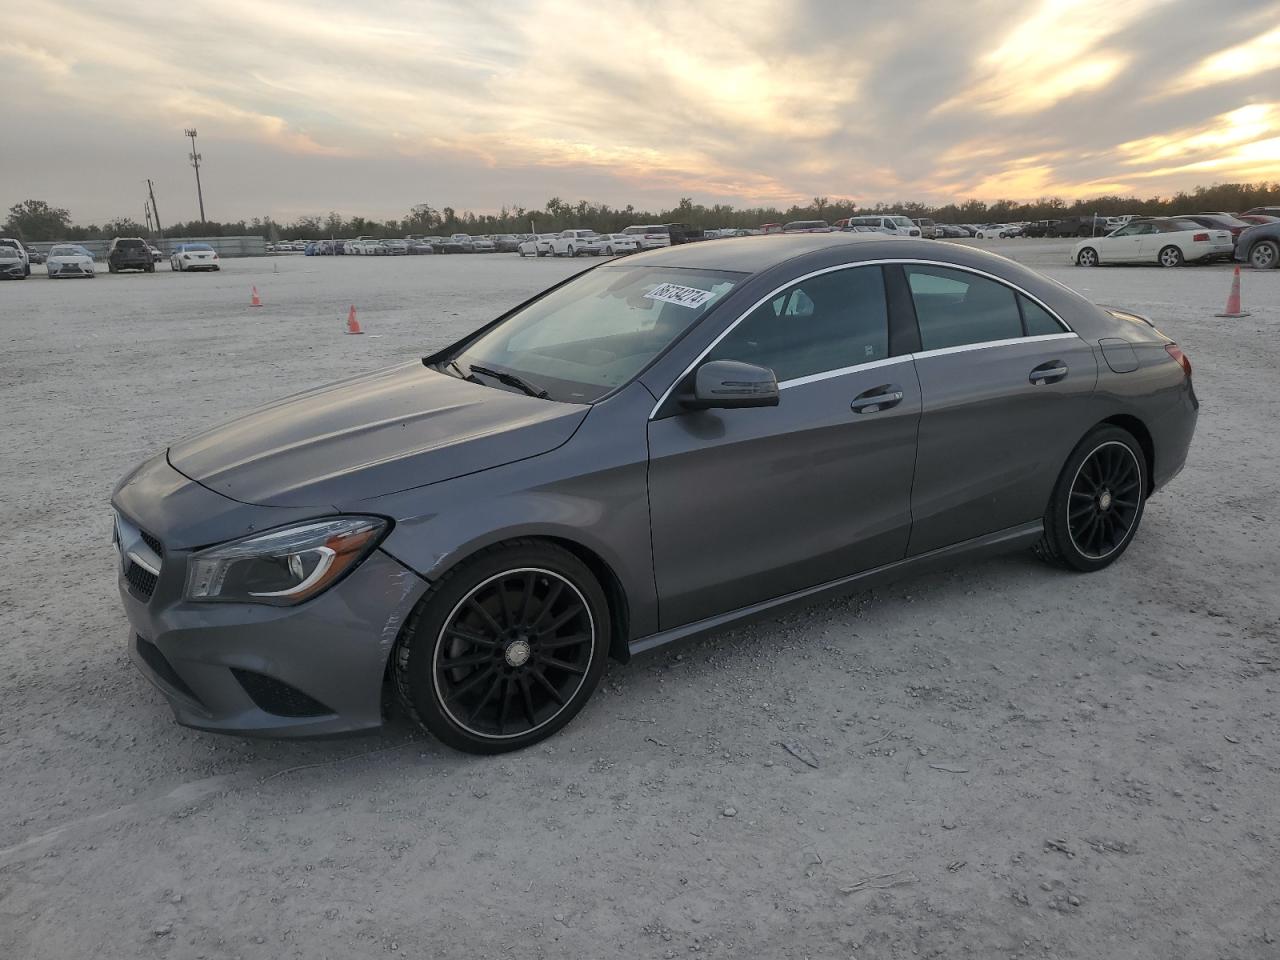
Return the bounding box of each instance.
[1192,232,1209,242]
[1165,343,1192,377]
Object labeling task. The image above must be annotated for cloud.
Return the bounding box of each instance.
[2,0,1278,223]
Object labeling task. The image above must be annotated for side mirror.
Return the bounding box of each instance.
[682,360,779,410]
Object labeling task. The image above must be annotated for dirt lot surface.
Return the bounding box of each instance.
[1,241,1277,959]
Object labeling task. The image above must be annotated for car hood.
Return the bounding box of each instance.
[167,361,589,508]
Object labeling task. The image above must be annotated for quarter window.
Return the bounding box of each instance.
[1018,295,1065,336]
[706,266,890,382]
[905,265,1024,350]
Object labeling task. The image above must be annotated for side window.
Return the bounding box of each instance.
[1018,294,1065,336]
[706,266,889,383]
[905,265,1023,350]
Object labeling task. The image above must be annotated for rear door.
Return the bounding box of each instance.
[647,265,921,628]
[901,264,1098,554]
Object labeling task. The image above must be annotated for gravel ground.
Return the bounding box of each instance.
[1,241,1277,959]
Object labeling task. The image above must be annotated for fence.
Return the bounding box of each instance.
[24,236,267,259]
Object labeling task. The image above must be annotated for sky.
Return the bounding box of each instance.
[3,0,1279,225]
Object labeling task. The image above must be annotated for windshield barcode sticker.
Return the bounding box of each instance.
[644,282,715,309]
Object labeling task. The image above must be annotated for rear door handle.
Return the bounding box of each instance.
[851,384,905,413]
[1029,360,1068,385]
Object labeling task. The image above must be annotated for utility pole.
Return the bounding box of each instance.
[147,179,164,240]
[144,200,154,235]
[184,128,206,223]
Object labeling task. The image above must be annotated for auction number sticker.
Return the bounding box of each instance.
[644,282,715,309]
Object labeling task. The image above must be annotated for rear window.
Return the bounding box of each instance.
[623,225,667,235]
[116,239,146,249]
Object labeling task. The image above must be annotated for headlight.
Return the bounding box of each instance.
[184,516,387,605]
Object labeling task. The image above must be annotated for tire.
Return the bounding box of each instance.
[1157,245,1183,268]
[1248,239,1278,270]
[146,263,155,273]
[1036,426,1146,572]
[536,249,545,257]
[108,263,117,274]
[393,539,610,754]
[604,246,614,256]
[1076,247,1099,267]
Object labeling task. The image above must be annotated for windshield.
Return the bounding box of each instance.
[450,265,743,403]
[50,245,88,257]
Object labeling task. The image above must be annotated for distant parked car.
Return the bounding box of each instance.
[381,239,409,255]
[620,224,672,249]
[759,223,783,235]
[1237,214,1280,225]
[347,237,383,255]
[975,223,1015,239]
[26,246,47,265]
[0,237,31,278]
[517,234,558,257]
[844,216,921,237]
[934,224,969,238]
[108,237,155,273]
[782,220,832,234]
[1181,213,1252,245]
[911,218,937,238]
[665,223,704,244]
[147,243,164,263]
[1072,217,1233,267]
[1021,220,1062,238]
[440,234,474,254]
[490,234,521,252]
[471,237,497,253]
[45,244,95,278]
[550,230,604,256]
[1242,206,1280,218]
[170,242,221,272]
[1050,216,1109,238]
[1233,220,1280,269]
[596,233,640,255]
[408,239,436,255]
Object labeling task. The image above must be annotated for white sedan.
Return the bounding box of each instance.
[170,243,220,271]
[45,244,96,278]
[596,233,640,256]
[1072,217,1234,267]
[517,234,558,257]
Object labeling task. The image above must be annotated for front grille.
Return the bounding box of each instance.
[140,530,163,555]
[231,669,334,718]
[125,561,158,599]
[136,636,200,703]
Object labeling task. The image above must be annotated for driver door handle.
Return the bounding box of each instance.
[1029,360,1068,385]
[851,384,905,414]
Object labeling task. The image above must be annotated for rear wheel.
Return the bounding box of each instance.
[1248,240,1278,269]
[1037,426,1146,572]
[1076,247,1098,267]
[393,540,610,754]
[1157,245,1183,268]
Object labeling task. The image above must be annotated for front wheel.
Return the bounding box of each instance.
[393,540,610,754]
[1248,239,1278,269]
[1157,245,1184,268]
[604,246,614,256]
[1076,247,1099,267]
[1036,426,1146,572]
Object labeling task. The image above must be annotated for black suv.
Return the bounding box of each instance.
[108,237,155,273]
[1050,216,1109,238]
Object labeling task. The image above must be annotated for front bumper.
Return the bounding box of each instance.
[120,548,428,736]
[112,457,430,737]
[1,261,25,277]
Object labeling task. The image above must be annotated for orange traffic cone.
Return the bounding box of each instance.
[1215,266,1251,318]
[250,285,263,307]
[346,304,363,335]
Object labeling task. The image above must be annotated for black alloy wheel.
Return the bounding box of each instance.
[394,541,609,753]
[1066,441,1143,560]
[1037,426,1146,572]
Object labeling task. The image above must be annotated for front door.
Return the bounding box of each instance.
[646,265,921,629]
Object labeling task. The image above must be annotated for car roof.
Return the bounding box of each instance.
[622,233,884,272]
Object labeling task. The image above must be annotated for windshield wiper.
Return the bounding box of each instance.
[441,358,471,380]
[467,363,551,400]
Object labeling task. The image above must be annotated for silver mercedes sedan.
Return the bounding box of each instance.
[112,234,1197,753]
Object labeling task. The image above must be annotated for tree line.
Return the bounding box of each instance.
[5,181,1278,242]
